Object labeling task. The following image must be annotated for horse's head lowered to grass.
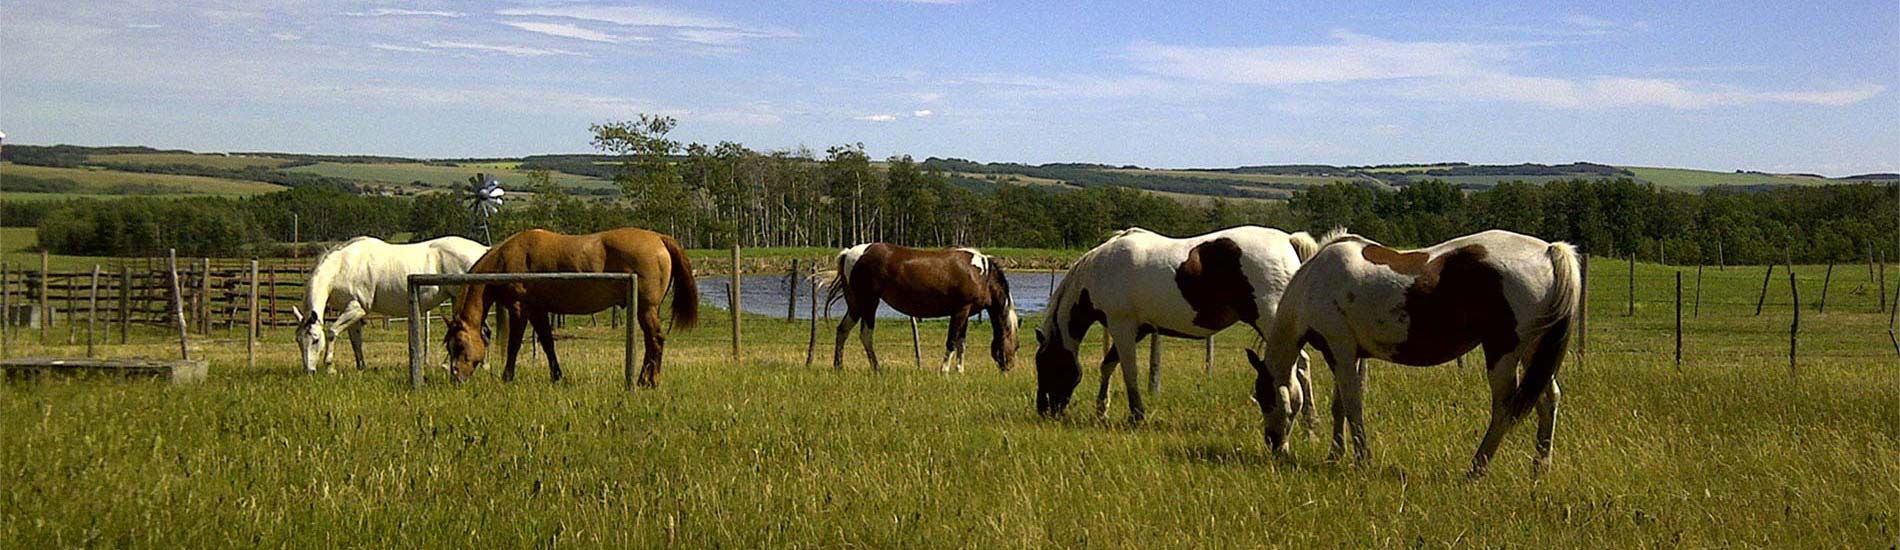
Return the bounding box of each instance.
[981,255,1020,372]
[443,317,490,383]
[292,307,327,373]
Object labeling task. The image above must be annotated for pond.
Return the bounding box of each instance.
[697,272,1067,320]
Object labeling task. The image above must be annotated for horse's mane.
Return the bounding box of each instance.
[310,236,380,271]
[1314,227,1361,250]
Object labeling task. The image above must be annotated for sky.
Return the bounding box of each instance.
[2,1,1896,175]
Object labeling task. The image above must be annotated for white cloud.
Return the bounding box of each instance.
[344,9,464,18]
[496,5,733,29]
[912,109,934,117]
[126,23,161,29]
[422,41,584,57]
[370,43,435,53]
[271,32,302,41]
[855,114,899,122]
[1127,31,1884,110]
[502,21,643,43]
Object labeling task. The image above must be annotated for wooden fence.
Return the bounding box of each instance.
[0,257,320,340]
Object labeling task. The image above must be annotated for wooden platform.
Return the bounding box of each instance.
[1,357,207,384]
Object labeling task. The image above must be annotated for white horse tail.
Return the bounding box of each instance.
[1288,231,1320,263]
[822,244,871,310]
[1506,241,1581,418]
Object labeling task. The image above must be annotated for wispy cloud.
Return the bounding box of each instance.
[503,21,645,43]
[854,114,899,122]
[369,43,434,53]
[421,41,584,57]
[494,4,797,47]
[271,32,303,41]
[344,8,465,18]
[1125,30,1884,110]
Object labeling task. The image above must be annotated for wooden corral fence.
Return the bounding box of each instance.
[0,257,376,341]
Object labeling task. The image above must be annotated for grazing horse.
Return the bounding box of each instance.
[1035,226,1318,422]
[826,244,1019,373]
[294,236,488,373]
[443,228,698,385]
[1250,229,1580,477]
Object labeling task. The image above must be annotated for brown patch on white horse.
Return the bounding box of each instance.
[1174,237,1260,330]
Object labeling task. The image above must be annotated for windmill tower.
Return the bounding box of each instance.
[466,173,504,245]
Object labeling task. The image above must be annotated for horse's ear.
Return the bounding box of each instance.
[292,306,304,323]
[1246,349,1264,373]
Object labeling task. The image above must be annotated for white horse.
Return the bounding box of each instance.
[1250,229,1580,477]
[1033,226,1318,422]
[294,236,489,373]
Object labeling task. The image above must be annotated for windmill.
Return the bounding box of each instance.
[466,173,504,244]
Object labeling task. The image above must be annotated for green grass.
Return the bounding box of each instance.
[1624,166,1834,190]
[88,153,293,170]
[0,257,1895,546]
[1,163,285,196]
[1106,168,1376,187]
[285,162,614,192]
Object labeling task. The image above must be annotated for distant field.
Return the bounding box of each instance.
[285,162,614,192]
[1625,166,1835,189]
[1107,168,1372,187]
[1,163,285,196]
[1357,164,1467,174]
[89,153,292,170]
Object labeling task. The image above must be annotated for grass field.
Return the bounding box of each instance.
[285,162,614,192]
[1,163,285,197]
[1624,166,1836,190]
[0,256,1895,547]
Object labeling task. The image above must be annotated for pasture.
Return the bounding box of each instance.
[0,257,1894,547]
[0,162,286,197]
[283,162,615,193]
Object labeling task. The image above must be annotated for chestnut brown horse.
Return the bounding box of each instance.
[444,227,698,385]
[825,244,1019,372]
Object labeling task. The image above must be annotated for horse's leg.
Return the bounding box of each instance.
[526,309,561,383]
[1531,379,1562,476]
[1095,343,1118,419]
[637,301,666,387]
[942,306,971,373]
[859,313,881,372]
[1319,341,1366,463]
[1470,346,1525,478]
[1341,354,1371,463]
[326,303,369,374]
[1107,321,1146,422]
[1145,332,1160,396]
[1296,349,1318,437]
[348,324,367,371]
[500,305,528,382]
[831,312,859,370]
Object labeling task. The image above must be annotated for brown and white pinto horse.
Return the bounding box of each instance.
[1035,226,1318,422]
[443,228,698,386]
[825,244,1019,373]
[1251,229,1580,477]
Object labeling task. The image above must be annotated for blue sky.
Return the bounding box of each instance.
[2,1,1896,174]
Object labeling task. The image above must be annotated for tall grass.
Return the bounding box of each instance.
[0,259,1895,547]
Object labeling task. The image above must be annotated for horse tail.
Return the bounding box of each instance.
[1288,231,1320,263]
[1507,241,1581,418]
[663,236,699,330]
[822,245,867,311]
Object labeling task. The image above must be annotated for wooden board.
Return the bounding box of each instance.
[1,357,207,384]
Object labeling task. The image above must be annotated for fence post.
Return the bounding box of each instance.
[625,273,638,392]
[118,266,130,344]
[39,250,47,345]
[1787,253,1798,379]
[1674,270,1682,370]
[87,266,99,358]
[1578,253,1589,358]
[1,262,8,358]
[787,259,799,322]
[248,260,259,370]
[1693,263,1704,318]
[1203,335,1213,374]
[805,269,819,367]
[1881,254,1890,314]
[1626,253,1635,316]
[1716,240,1724,271]
[1819,262,1832,312]
[66,270,77,345]
[1148,335,1162,395]
[731,244,742,362]
[910,316,922,368]
[1754,264,1773,316]
[167,250,189,361]
[268,266,278,327]
[199,258,211,334]
[1049,266,1057,298]
[407,282,423,389]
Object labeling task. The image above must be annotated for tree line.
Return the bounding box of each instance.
[10,117,1899,264]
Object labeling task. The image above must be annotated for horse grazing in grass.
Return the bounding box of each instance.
[1035,226,1319,422]
[1250,229,1580,477]
[825,244,1019,373]
[295,236,488,373]
[443,228,698,386]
